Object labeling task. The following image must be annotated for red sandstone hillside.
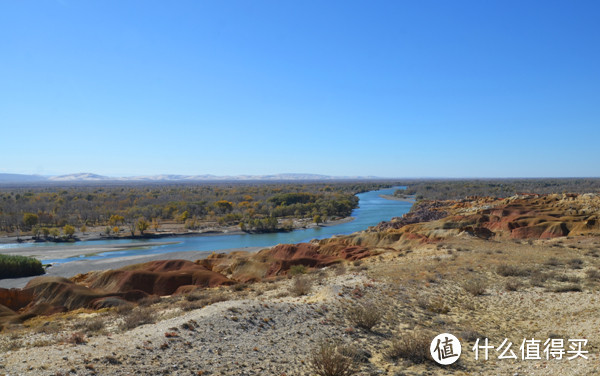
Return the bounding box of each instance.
[2,193,599,329]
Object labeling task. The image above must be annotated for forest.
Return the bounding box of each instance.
[0,181,393,237]
[394,178,600,201]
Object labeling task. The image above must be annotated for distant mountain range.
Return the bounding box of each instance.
[0,172,383,184]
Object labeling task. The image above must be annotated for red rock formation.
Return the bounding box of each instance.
[83,259,234,296]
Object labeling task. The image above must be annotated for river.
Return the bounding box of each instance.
[0,186,412,264]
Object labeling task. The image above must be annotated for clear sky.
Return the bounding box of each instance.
[1,0,599,178]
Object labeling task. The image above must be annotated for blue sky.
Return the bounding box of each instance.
[1,0,599,178]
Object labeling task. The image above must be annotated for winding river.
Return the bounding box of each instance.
[1,187,412,264]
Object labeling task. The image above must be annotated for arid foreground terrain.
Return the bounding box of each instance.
[2,193,600,375]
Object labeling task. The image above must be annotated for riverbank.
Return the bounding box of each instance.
[0,246,266,289]
[380,193,416,203]
[0,216,354,245]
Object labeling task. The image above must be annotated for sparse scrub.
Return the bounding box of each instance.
[309,341,357,376]
[496,264,531,277]
[417,296,450,314]
[529,270,553,287]
[66,332,86,345]
[459,329,483,342]
[504,278,522,291]
[552,284,582,293]
[120,308,155,330]
[555,274,581,283]
[73,318,105,333]
[289,275,312,296]
[345,303,383,331]
[585,268,600,280]
[545,257,561,267]
[386,331,432,364]
[289,264,308,276]
[569,258,584,269]
[462,278,487,296]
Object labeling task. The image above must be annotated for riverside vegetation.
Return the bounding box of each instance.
[0,182,392,240]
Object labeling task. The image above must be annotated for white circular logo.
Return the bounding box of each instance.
[430,333,461,365]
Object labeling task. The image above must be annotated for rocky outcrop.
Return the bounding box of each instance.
[358,193,600,246]
[81,260,235,296]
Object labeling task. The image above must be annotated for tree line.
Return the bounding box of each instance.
[0,181,392,237]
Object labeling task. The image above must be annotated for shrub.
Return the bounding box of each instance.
[417,296,450,314]
[504,278,522,291]
[309,341,357,376]
[0,254,44,279]
[569,258,584,269]
[289,264,308,276]
[529,270,552,287]
[346,303,383,331]
[66,332,86,345]
[120,308,155,330]
[386,331,432,364]
[496,264,530,277]
[462,278,487,296]
[585,268,600,280]
[552,284,582,293]
[73,318,105,333]
[555,274,580,283]
[289,275,312,296]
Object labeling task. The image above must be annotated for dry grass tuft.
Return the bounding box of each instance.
[345,303,383,331]
[120,308,155,330]
[496,264,531,277]
[462,278,487,296]
[309,340,358,376]
[386,331,432,364]
[504,278,523,291]
[289,275,312,296]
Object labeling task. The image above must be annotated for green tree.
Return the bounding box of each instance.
[80,225,87,234]
[63,224,75,239]
[313,214,322,225]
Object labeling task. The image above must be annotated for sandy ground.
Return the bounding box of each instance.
[0,246,265,289]
[380,194,416,203]
[2,236,600,374]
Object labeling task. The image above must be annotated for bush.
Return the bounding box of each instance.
[120,308,155,330]
[569,258,584,269]
[504,278,522,291]
[309,341,357,376]
[66,332,86,345]
[496,264,530,277]
[585,268,600,280]
[289,275,312,296]
[346,303,383,331]
[0,254,44,279]
[289,264,308,276]
[386,331,432,364]
[462,278,487,296]
[552,284,582,293]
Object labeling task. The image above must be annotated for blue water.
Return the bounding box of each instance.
[0,187,412,264]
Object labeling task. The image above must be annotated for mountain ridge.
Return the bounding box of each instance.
[0,172,384,184]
